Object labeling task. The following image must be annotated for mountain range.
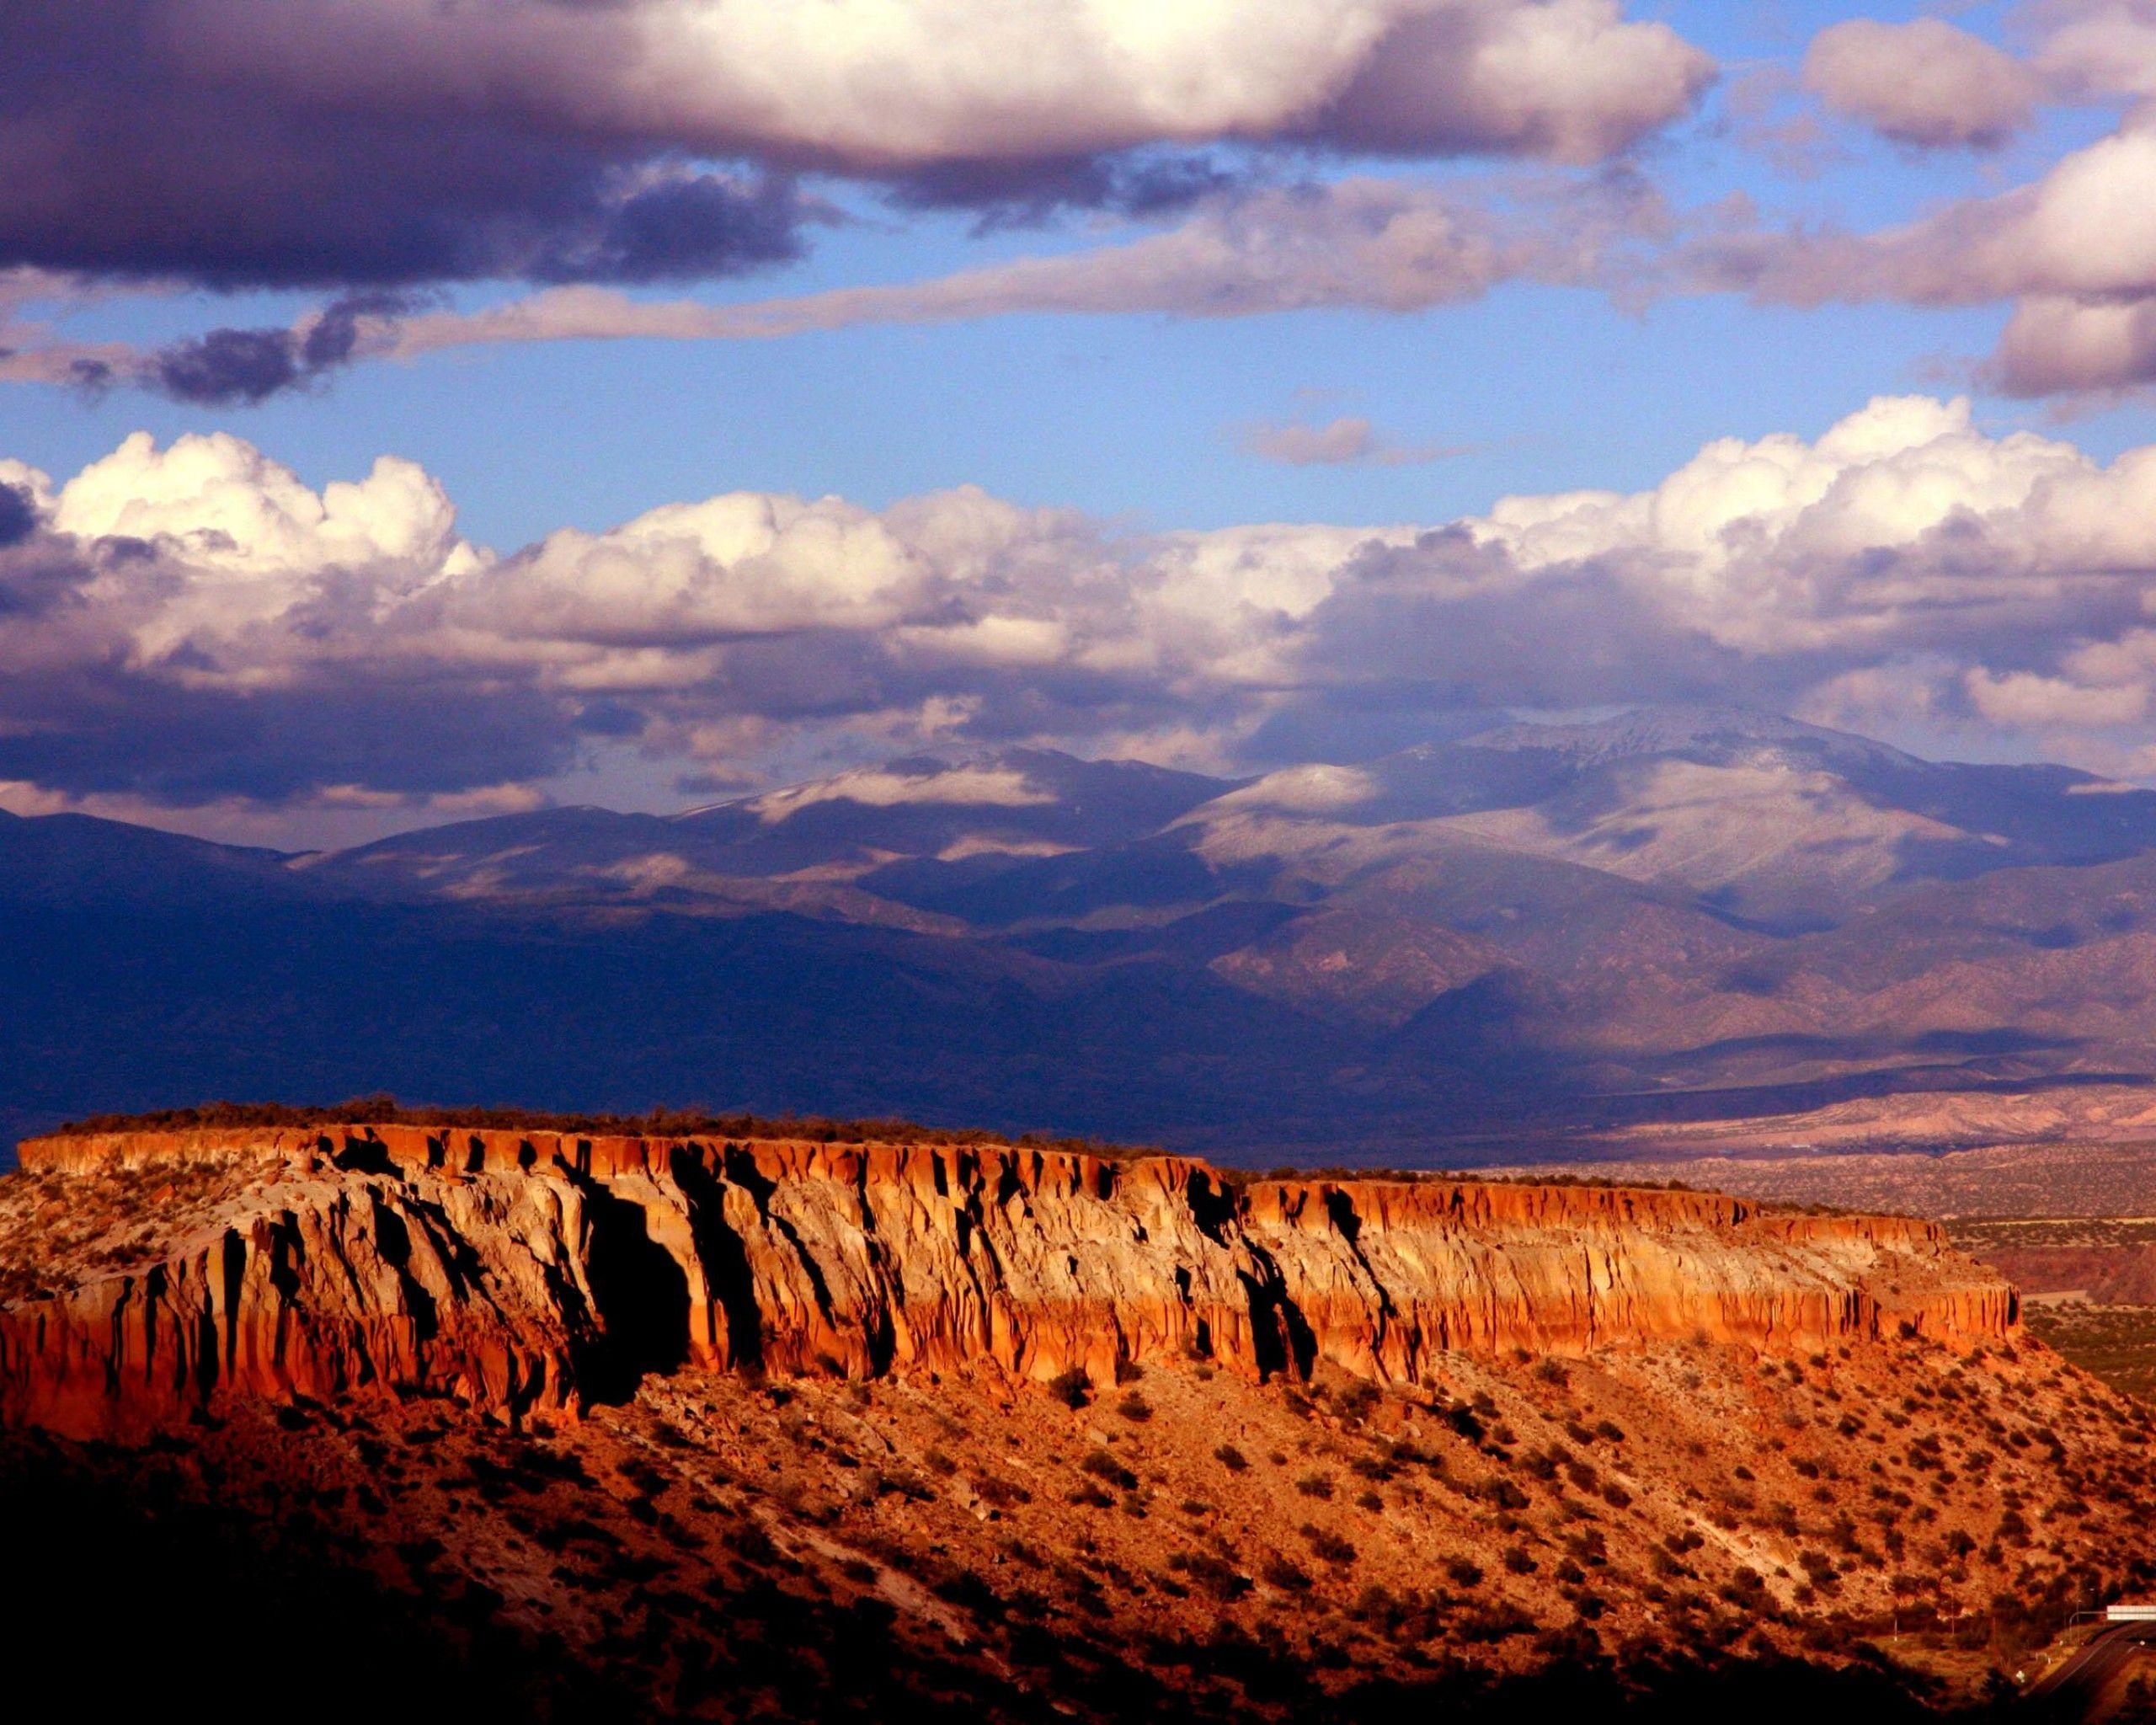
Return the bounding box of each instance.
[12,705,2156,1162]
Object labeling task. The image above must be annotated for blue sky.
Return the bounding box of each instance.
[7,1,2156,844]
[5,0,2148,544]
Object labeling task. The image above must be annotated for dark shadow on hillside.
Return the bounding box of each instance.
[0,1430,2041,1725]
[1581,1066,2156,1132]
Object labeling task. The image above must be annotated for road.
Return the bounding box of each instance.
[2028,1622,2156,1720]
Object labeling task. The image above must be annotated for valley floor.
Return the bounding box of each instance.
[2019,1305,2156,1407]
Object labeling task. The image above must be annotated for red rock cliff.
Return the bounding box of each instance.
[1,1126,2015,1437]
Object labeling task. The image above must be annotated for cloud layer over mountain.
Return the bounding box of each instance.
[8,395,2156,836]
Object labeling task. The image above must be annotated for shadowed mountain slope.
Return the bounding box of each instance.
[12,713,2156,1163]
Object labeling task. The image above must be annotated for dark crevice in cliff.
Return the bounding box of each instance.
[579,1187,691,1403]
[719,1143,778,1217]
[771,1211,837,1324]
[332,1135,397,1175]
[1325,1187,1400,1325]
[669,1150,765,1372]
[859,1240,899,1377]
[1187,1169,1236,1245]
[263,1220,302,1300]
[216,1226,246,1367]
[1235,1253,1313,1382]
[369,1197,440,1342]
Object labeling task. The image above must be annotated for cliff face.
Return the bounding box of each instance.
[1,1125,2015,1437]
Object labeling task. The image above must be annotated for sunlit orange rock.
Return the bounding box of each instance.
[2,1124,2015,1438]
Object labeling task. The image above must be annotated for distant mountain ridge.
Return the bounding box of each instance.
[10,706,2156,1162]
[290,749,1235,916]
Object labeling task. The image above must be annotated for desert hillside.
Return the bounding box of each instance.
[2,1114,2150,1720]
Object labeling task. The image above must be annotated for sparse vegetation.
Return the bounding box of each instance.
[44,1097,1151,1158]
[2022,1302,2156,1402]
[1166,1551,1251,1601]
[1079,1450,1138,1492]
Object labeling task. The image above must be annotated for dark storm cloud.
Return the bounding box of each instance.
[153,329,312,408]
[0,669,577,804]
[0,3,813,291]
[1304,527,1781,712]
[889,153,1251,232]
[0,485,35,550]
[148,292,429,405]
[0,2,1710,293]
[0,525,579,801]
[301,292,422,367]
[526,174,809,284]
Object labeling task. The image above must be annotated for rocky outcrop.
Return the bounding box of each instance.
[0,1154,591,1439]
[1,1125,2016,1437]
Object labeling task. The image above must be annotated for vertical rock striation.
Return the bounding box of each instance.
[1,1125,2016,1437]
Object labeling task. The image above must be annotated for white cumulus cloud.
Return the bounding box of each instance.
[13,400,2156,830]
[1694,17,2156,398]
